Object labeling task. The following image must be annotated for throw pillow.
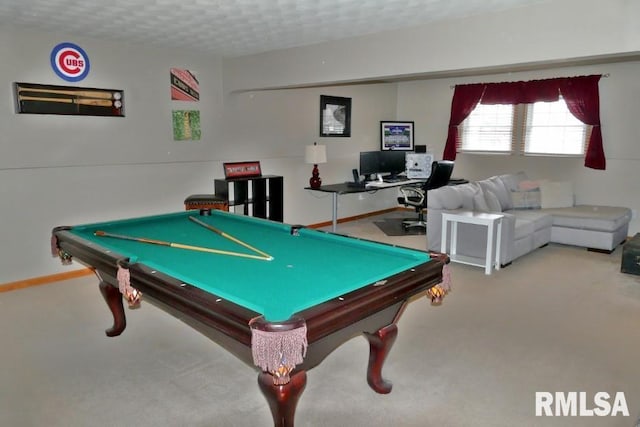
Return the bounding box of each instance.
[484,190,502,212]
[511,189,542,210]
[540,181,574,208]
[518,180,541,191]
[499,171,528,191]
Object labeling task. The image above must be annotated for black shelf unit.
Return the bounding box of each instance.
[214,175,283,222]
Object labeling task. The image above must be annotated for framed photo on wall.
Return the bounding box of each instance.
[380,121,414,150]
[320,95,351,137]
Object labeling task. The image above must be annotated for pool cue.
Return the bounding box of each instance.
[18,95,114,107]
[94,231,271,261]
[188,216,273,260]
[18,87,115,99]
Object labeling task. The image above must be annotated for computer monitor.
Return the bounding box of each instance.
[359,151,380,180]
[378,150,408,178]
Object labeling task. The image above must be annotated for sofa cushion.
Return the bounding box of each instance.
[542,205,632,232]
[484,190,502,212]
[478,176,510,210]
[513,217,535,241]
[509,209,553,232]
[540,181,574,208]
[454,183,481,210]
[428,186,463,209]
[473,190,490,212]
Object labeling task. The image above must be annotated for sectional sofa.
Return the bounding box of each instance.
[426,172,632,266]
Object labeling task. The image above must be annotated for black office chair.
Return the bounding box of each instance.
[397,161,455,230]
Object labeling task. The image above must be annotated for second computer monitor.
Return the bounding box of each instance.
[359,151,380,179]
[359,150,409,180]
[378,150,407,178]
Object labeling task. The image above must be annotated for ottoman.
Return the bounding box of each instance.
[184,194,228,213]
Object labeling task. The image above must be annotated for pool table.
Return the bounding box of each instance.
[52,209,449,427]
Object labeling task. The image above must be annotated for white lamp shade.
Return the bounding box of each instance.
[304,144,327,164]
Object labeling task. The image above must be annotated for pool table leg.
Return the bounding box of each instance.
[98,278,126,337]
[258,370,307,427]
[363,323,398,394]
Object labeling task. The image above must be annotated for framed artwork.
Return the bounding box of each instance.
[380,121,414,151]
[170,68,200,101]
[172,110,201,140]
[320,95,351,137]
[14,82,124,117]
[223,161,262,179]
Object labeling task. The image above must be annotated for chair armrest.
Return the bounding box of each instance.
[399,186,425,207]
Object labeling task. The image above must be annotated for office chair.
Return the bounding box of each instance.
[397,161,455,230]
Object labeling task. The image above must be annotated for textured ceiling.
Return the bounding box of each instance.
[0,0,547,57]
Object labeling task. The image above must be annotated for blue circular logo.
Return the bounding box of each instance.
[50,42,90,82]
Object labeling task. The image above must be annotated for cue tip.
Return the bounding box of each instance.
[94,230,105,236]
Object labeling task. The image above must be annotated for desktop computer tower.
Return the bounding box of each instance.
[406,153,433,179]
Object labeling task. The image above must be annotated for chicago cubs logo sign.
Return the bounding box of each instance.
[50,42,90,82]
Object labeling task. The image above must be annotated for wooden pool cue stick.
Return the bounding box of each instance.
[94,231,271,261]
[188,216,273,260]
[18,87,115,99]
[19,95,114,107]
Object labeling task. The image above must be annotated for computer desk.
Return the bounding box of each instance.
[305,179,424,232]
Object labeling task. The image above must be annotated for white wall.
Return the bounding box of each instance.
[223,0,640,92]
[220,84,401,226]
[0,26,228,282]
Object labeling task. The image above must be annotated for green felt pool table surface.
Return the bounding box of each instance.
[66,210,431,321]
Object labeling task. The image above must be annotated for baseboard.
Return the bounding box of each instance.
[0,268,92,293]
[306,207,404,229]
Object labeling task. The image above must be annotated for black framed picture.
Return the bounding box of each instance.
[320,95,351,137]
[380,121,414,150]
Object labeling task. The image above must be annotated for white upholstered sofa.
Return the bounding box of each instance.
[426,172,632,266]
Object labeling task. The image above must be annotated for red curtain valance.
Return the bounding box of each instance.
[443,75,605,169]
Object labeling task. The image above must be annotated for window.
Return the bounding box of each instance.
[460,97,589,157]
[523,97,588,156]
[460,103,515,153]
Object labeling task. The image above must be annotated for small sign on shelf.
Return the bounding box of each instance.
[223,161,262,179]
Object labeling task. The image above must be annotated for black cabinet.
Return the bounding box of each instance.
[214,175,283,222]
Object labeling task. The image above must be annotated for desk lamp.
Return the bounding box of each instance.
[305,142,327,189]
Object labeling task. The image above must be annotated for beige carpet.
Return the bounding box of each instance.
[2,212,640,427]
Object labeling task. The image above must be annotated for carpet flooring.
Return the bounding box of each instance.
[2,212,640,426]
